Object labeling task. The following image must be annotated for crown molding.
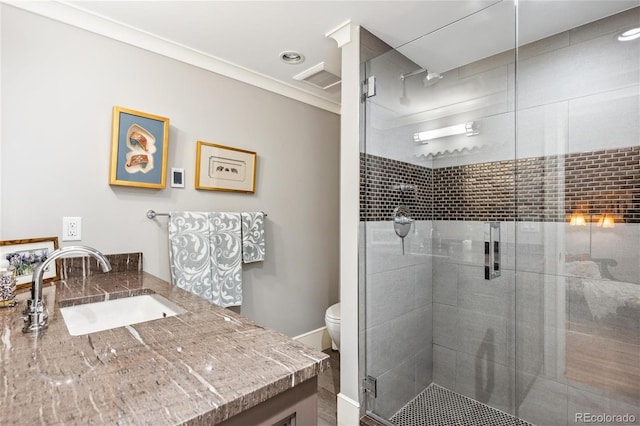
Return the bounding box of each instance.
[5,1,341,115]
[326,20,353,48]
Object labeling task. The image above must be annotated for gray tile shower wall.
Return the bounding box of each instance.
[361,146,640,223]
[364,220,433,419]
[429,220,640,425]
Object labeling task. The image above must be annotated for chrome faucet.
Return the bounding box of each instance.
[23,246,112,334]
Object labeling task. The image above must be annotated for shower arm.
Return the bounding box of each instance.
[400,68,427,81]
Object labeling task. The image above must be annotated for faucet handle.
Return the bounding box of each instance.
[22,298,33,316]
[22,299,48,334]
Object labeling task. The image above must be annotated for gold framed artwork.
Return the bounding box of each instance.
[195,142,257,193]
[0,237,60,290]
[109,106,170,189]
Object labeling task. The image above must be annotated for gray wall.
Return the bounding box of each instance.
[0,5,340,337]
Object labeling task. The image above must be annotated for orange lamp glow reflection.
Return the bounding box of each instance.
[597,213,615,228]
[569,212,587,226]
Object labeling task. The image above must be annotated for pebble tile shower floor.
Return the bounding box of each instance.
[389,384,534,426]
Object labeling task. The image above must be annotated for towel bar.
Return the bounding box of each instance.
[146,209,267,219]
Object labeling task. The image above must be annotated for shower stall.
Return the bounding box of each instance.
[359,2,640,425]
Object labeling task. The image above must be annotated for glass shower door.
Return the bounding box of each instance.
[360,2,518,422]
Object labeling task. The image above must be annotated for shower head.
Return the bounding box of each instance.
[399,68,443,87]
[423,71,443,87]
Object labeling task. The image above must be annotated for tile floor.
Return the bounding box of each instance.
[389,384,533,426]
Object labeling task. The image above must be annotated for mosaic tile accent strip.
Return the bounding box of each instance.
[360,153,432,221]
[514,155,563,221]
[361,146,640,223]
[389,384,534,426]
[433,159,516,221]
[60,252,143,279]
[564,147,640,222]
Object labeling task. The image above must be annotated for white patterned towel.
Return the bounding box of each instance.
[209,212,243,307]
[241,212,265,263]
[168,211,213,301]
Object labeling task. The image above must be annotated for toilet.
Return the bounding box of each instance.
[325,303,341,351]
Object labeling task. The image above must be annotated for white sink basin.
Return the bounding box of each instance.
[60,294,186,336]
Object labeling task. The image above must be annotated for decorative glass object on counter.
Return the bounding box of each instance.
[0,258,17,308]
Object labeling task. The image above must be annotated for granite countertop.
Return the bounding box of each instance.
[0,271,329,425]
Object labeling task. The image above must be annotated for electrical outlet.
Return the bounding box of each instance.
[62,217,82,241]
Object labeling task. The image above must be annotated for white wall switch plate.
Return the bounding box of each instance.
[62,217,82,241]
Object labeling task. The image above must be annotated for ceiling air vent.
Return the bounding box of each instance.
[293,62,341,90]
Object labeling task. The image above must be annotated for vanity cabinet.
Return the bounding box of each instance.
[218,377,317,426]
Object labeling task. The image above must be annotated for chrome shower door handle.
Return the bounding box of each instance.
[484,222,501,280]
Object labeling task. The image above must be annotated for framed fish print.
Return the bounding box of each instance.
[195,141,257,193]
[109,106,170,189]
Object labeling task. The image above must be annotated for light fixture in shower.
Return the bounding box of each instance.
[618,27,640,41]
[400,68,443,87]
[413,121,479,144]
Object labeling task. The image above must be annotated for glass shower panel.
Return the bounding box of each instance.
[514,3,640,426]
[361,46,437,420]
[361,2,518,422]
